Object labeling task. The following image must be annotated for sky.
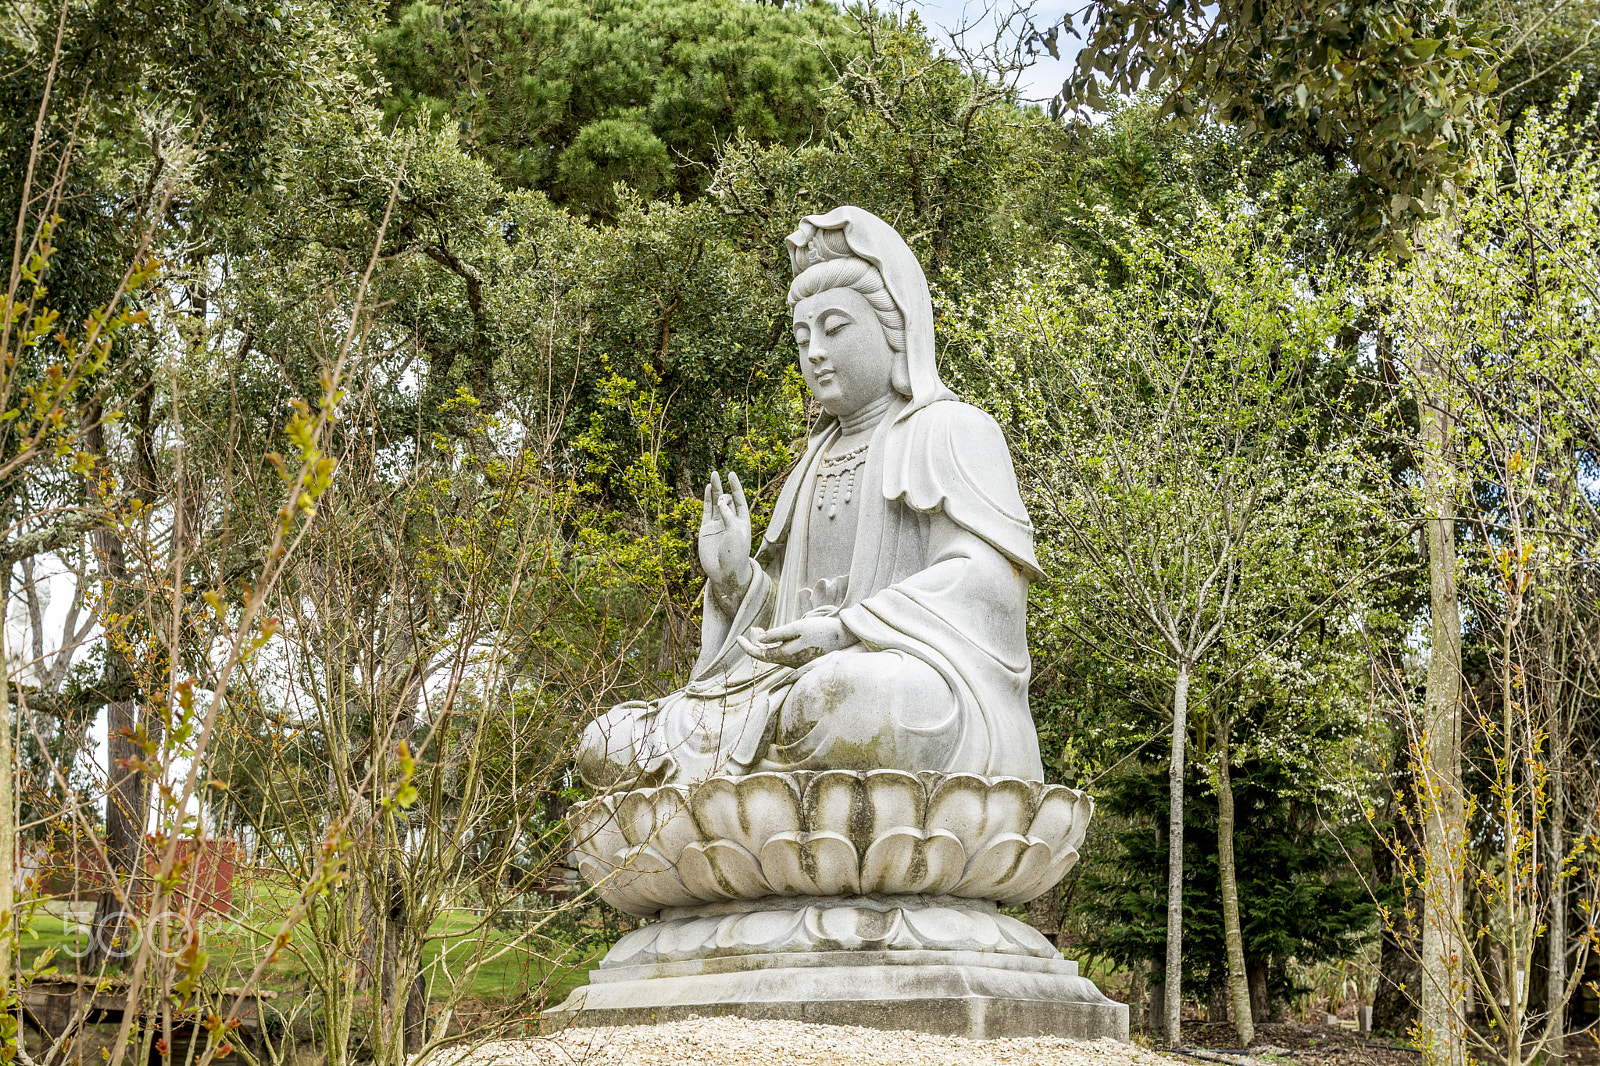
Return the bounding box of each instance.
[907,0,1083,105]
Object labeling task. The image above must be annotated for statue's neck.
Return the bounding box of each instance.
[835,391,896,437]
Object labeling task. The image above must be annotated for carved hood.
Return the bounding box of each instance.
[783,206,954,422]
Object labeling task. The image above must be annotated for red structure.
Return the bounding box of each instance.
[27,836,242,918]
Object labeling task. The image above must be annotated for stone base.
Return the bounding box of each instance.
[544,950,1129,1041]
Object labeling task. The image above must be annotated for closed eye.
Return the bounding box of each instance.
[819,310,854,336]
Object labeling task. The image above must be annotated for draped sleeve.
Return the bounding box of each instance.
[880,401,1045,581]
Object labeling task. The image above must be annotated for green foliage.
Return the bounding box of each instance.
[1078,758,1376,1002]
[374,0,856,207]
[556,114,674,212]
[1047,0,1502,244]
[715,10,1061,287]
[945,186,1371,699]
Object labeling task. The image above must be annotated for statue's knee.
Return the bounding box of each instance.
[576,705,649,788]
[779,653,905,730]
[778,656,853,741]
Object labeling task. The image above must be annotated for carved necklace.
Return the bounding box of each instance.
[815,441,870,519]
[814,393,894,518]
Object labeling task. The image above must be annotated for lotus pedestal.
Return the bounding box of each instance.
[545,770,1128,1041]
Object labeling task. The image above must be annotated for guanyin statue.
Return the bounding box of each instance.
[577,206,1045,788]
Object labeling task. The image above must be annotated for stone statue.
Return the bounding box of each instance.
[551,209,1126,1041]
[578,206,1046,789]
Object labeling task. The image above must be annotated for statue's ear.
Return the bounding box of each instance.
[892,351,912,396]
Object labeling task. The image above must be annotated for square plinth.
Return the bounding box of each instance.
[543,952,1129,1042]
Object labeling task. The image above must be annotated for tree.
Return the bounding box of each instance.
[1078,755,1376,1017]
[1037,0,1499,244]
[1369,95,1600,1066]
[948,192,1355,1044]
[373,0,856,208]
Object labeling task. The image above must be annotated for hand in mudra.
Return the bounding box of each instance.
[699,470,752,598]
[739,615,857,667]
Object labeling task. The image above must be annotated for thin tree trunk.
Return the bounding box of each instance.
[1374,722,1422,1035]
[1,568,14,1005]
[1248,959,1270,1024]
[1216,717,1255,1046]
[87,513,146,970]
[1548,733,1566,1060]
[1418,357,1465,1066]
[1165,661,1191,1047]
[1130,959,1148,1033]
[87,694,144,969]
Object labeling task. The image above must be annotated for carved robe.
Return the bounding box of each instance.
[578,397,1046,787]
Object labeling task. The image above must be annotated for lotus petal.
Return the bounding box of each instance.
[720,906,805,952]
[926,774,1034,852]
[575,850,660,916]
[808,902,906,949]
[687,773,802,855]
[588,865,670,917]
[996,843,1081,905]
[994,916,1059,957]
[902,904,1005,952]
[759,830,860,895]
[1025,788,1083,847]
[614,788,665,847]
[647,791,701,857]
[615,842,699,909]
[656,914,724,959]
[953,832,1054,899]
[860,826,966,894]
[599,924,661,968]
[802,771,864,840]
[1063,792,1095,853]
[677,838,771,901]
[572,801,628,866]
[861,770,927,838]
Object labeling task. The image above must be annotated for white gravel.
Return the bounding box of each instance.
[452,1016,1170,1066]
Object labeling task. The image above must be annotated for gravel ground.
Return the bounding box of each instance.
[446,1016,1600,1066]
[452,1017,1174,1066]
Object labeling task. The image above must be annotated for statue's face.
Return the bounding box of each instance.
[791,287,896,418]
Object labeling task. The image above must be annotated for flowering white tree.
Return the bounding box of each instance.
[948,196,1369,1046]
[1373,92,1600,1066]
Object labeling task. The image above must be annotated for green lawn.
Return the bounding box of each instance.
[17,889,603,1009]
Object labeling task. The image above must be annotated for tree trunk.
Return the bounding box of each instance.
[1130,960,1148,1033]
[1417,358,1465,1066]
[1248,958,1270,1024]
[1206,980,1227,1023]
[1025,888,1062,946]
[1548,735,1566,1060]
[1374,723,1422,1036]
[1165,661,1191,1047]
[84,411,158,973]
[1,569,14,1004]
[1216,723,1255,1046]
[87,694,146,970]
[86,517,148,970]
[403,973,427,1053]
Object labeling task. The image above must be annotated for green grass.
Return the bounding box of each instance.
[17,889,603,1009]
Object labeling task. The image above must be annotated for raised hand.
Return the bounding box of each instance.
[699,470,753,606]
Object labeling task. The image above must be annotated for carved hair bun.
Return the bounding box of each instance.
[785,220,856,277]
